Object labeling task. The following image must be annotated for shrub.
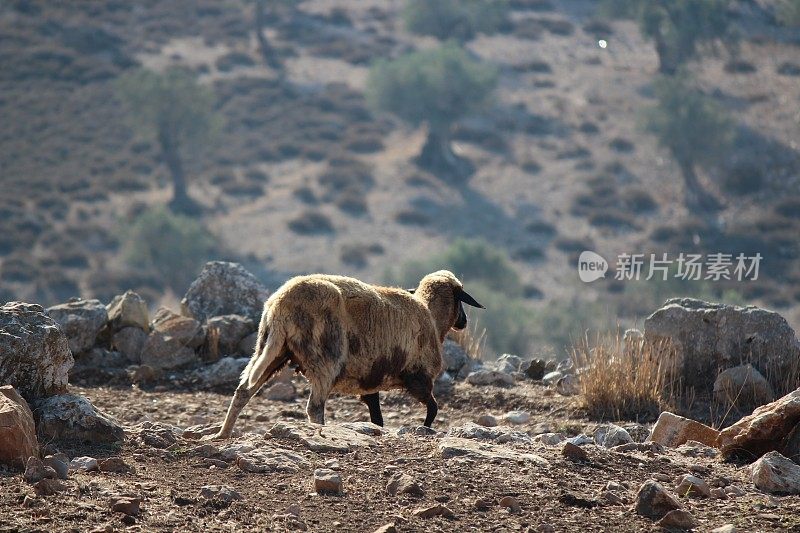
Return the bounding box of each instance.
[287,211,335,235]
[121,206,218,293]
[572,333,680,421]
[777,0,800,27]
[403,0,510,42]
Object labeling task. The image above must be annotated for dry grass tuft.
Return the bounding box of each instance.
[448,319,488,362]
[571,332,681,422]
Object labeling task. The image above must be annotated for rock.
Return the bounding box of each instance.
[472,496,494,510]
[140,331,198,370]
[466,369,515,387]
[42,454,69,480]
[433,371,454,396]
[110,496,141,516]
[130,421,181,449]
[504,410,530,425]
[386,473,424,497]
[533,433,564,446]
[593,424,633,448]
[710,487,727,499]
[612,442,664,454]
[34,394,124,443]
[412,503,455,519]
[495,354,522,374]
[340,422,384,436]
[561,442,588,461]
[98,457,133,474]
[499,495,521,513]
[129,364,159,384]
[373,524,397,533]
[675,474,711,498]
[74,347,128,369]
[151,307,204,349]
[264,381,296,401]
[199,485,242,503]
[24,457,57,483]
[34,478,68,496]
[656,509,698,529]
[269,421,379,453]
[634,480,682,519]
[648,411,719,448]
[111,326,147,364]
[676,440,719,458]
[0,385,38,468]
[0,302,73,400]
[235,446,308,473]
[566,434,593,446]
[622,423,650,443]
[313,468,342,494]
[442,338,468,375]
[643,298,800,392]
[555,375,579,396]
[106,291,149,332]
[749,451,800,494]
[206,314,256,356]
[711,525,737,533]
[192,357,249,388]
[542,371,563,385]
[476,414,498,427]
[718,389,800,459]
[439,437,548,465]
[47,298,108,354]
[525,358,546,380]
[714,364,774,408]
[69,456,99,472]
[784,421,800,463]
[238,331,258,356]
[724,485,745,497]
[181,261,269,323]
[447,422,531,443]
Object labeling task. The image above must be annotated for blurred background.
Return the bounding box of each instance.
[0,0,798,360]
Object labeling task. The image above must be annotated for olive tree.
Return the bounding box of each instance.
[367,43,497,179]
[642,74,734,211]
[116,67,221,213]
[601,0,734,75]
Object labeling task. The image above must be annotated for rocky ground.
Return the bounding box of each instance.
[2,379,800,533]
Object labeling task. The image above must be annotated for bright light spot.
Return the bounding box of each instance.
[598,39,607,49]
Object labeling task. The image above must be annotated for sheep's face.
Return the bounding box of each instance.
[416,270,485,333]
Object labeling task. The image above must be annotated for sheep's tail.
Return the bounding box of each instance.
[242,319,286,390]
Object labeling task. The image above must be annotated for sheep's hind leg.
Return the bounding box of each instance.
[306,378,334,425]
[403,371,438,428]
[360,393,383,426]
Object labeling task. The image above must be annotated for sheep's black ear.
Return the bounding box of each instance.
[406,288,415,294]
[457,289,485,309]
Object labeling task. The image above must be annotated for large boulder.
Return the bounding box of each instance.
[643,298,800,392]
[0,302,73,400]
[106,291,149,332]
[192,357,249,388]
[718,389,800,459]
[140,331,198,370]
[34,394,124,443]
[47,298,108,354]
[206,314,256,356]
[151,307,204,349]
[181,261,269,323]
[0,386,38,468]
[111,327,148,364]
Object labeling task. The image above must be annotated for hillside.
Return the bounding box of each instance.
[1,0,799,356]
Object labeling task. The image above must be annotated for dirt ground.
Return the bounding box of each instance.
[2,379,799,533]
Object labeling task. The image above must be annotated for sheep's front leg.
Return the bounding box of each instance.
[360,393,384,426]
[403,371,438,428]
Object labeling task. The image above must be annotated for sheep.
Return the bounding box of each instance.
[213,270,484,438]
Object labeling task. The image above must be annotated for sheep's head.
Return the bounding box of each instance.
[413,270,484,337]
